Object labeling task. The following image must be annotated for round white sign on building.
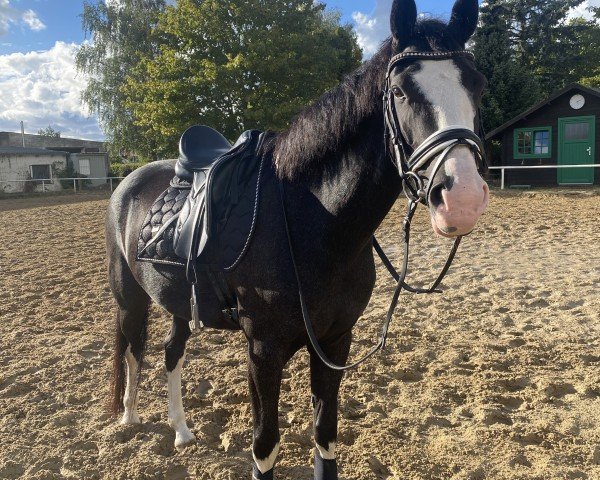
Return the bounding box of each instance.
[570,94,585,110]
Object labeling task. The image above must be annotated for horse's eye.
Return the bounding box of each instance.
[391,86,404,98]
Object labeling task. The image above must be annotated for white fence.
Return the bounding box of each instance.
[489,164,600,189]
[1,176,126,194]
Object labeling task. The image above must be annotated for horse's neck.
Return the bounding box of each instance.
[292,120,401,264]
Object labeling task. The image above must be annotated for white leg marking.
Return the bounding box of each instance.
[121,345,141,424]
[413,59,475,129]
[316,441,336,460]
[253,442,280,474]
[168,354,195,447]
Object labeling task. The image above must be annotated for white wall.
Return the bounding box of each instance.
[0,154,67,193]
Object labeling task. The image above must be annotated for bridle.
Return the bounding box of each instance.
[383,50,487,205]
[280,50,488,371]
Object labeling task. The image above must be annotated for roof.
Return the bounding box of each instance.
[486,83,600,140]
[0,147,69,156]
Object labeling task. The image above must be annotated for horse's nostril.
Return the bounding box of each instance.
[429,182,445,208]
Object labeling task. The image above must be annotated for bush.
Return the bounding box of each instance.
[54,161,91,190]
[109,162,147,178]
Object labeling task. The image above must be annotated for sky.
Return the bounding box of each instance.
[0,0,597,141]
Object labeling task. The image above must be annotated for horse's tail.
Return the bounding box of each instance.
[108,307,149,415]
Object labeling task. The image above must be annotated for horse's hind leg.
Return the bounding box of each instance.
[164,315,195,447]
[309,331,352,480]
[114,302,151,425]
[108,253,151,424]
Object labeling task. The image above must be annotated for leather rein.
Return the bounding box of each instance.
[280,50,488,371]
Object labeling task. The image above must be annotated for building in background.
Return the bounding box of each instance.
[0,132,109,193]
[0,147,68,192]
[486,84,599,188]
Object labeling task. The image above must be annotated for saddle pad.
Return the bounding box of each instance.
[137,185,189,267]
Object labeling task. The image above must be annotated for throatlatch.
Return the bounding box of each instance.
[280,50,488,371]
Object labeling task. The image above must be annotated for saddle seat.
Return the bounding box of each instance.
[174,125,232,181]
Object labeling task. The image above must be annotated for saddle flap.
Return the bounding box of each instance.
[173,172,208,260]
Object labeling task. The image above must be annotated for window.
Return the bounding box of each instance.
[514,127,552,158]
[30,164,51,180]
[79,158,91,176]
[564,122,589,141]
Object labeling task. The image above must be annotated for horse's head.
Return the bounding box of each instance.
[386,0,489,237]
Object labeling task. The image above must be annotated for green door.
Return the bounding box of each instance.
[558,116,595,184]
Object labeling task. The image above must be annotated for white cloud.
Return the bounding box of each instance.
[22,9,45,31]
[0,0,17,36]
[568,0,600,20]
[0,41,103,140]
[352,0,394,57]
[352,0,442,57]
[0,0,46,36]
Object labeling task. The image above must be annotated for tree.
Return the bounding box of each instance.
[503,0,585,94]
[570,7,600,88]
[472,0,600,131]
[472,1,542,131]
[76,0,166,160]
[123,0,362,158]
[37,126,61,138]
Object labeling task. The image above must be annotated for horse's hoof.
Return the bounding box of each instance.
[252,465,274,480]
[120,412,141,425]
[174,429,196,448]
[314,451,337,480]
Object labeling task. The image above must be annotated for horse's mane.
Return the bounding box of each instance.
[271,19,462,180]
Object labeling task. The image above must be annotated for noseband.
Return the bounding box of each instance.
[280,50,488,371]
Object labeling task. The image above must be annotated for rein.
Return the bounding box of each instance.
[280,50,487,371]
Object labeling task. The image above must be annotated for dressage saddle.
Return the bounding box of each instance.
[138,125,266,331]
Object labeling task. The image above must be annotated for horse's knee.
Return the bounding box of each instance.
[164,318,190,372]
[164,338,186,372]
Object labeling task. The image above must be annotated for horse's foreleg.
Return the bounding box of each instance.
[309,331,352,480]
[248,339,286,480]
[165,315,195,447]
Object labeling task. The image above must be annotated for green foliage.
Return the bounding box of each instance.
[76,0,166,160]
[472,1,542,131]
[473,0,600,131]
[37,126,61,138]
[122,0,362,158]
[569,8,600,89]
[109,162,147,178]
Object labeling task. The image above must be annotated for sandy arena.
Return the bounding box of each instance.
[0,189,599,480]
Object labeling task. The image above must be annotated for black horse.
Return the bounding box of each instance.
[106,0,489,478]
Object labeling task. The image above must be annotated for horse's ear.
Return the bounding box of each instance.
[390,0,417,49]
[447,0,479,45]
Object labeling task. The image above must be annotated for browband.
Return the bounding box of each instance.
[387,50,475,74]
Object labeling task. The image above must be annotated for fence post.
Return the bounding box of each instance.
[501,169,505,190]
[42,180,45,192]
[109,177,113,193]
[73,178,77,193]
